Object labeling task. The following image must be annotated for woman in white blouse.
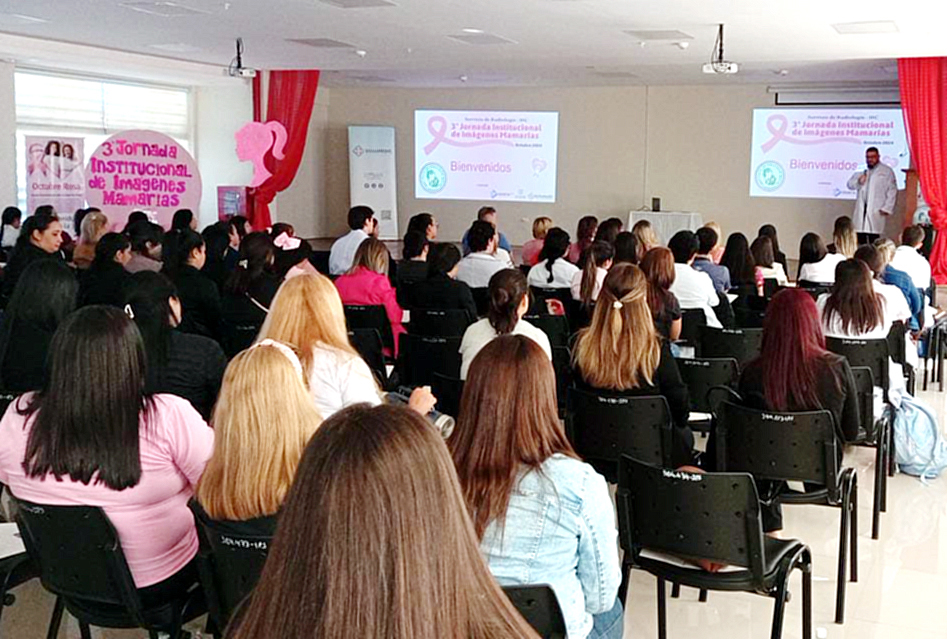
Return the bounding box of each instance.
[750,235,789,286]
[798,232,846,284]
[528,227,579,289]
[571,241,614,306]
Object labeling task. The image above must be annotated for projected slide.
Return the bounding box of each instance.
[414,110,559,203]
[749,108,910,200]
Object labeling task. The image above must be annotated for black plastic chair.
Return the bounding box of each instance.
[550,346,572,415]
[348,329,395,391]
[310,250,330,276]
[699,326,763,369]
[565,388,674,482]
[887,320,915,395]
[850,366,890,540]
[470,288,490,317]
[431,372,464,419]
[732,295,769,329]
[188,501,274,635]
[675,358,739,433]
[616,456,812,639]
[0,519,38,633]
[679,309,707,353]
[409,308,473,337]
[400,335,462,386]
[13,498,205,639]
[715,402,856,624]
[502,585,567,639]
[762,278,781,298]
[344,305,395,353]
[525,314,570,349]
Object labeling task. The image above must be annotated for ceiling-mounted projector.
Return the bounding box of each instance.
[703,24,739,75]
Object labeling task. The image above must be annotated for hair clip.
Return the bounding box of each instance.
[273,232,301,251]
[123,304,135,320]
[612,301,623,310]
[249,339,305,382]
[238,259,249,269]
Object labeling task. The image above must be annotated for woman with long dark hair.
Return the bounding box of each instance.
[171,208,197,231]
[750,235,788,286]
[528,227,578,289]
[450,336,623,639]
[568,215,598,263]
[78,232,133,308]
[227,404,539,639]
[221,232,282,357]
[162,228,222,340]
[124,272,226,420]
[0,206,22,251]
[797,232,845,284]
[0,261,76,393]
[1,209,64,304]
[639,247,682,341]
[613,232,638,265]
[572,240,614,308]
[720,232,762,296]
[757,224,788,273]
[0,306,214,595]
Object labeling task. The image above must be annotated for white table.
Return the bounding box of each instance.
[629,211,703,245]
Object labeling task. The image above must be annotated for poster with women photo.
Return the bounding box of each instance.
[26,136,85,229]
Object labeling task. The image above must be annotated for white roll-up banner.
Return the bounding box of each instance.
[348,125,398,239]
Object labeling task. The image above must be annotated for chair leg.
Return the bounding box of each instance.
[618,560,631,606]
[888,415,897,477]
[671,582,681,598]
[698,589,708,603]
[657,577,668,639]
[872,437,883,539]
[850,474,858,583]
[79,621,93,639]
[45,597,64,639]
[802,549,813,639]
[769,577,789,639]
[835,479,851,624]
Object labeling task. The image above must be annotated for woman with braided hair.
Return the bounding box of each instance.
[572,263,694,466]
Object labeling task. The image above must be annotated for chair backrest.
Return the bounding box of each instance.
[431,372,465,418]
[699,326,764,368]
[716,402,841,499]
[849,366,878,442]
[13,498,145,620]
[409,308,473,337]
[470,288,490,317]
[400,335,462,386]
[502,585,567,639]
[310,250,331,276]
[189,501,273,630]
[825,336,889,401]
[348,329,389,389]
[525,315,570,349]
[344,305,394,351]
[679,309,707,349]
[616,456,766,583]
[676,357,739,413]
[797,279,832,290]
[550,346,572,413]
[762,278,781,298]
[566,388,673,481]
[886,320,907,367]
[732,295,769,329]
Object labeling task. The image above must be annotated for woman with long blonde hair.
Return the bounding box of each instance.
[631,220,659,262]
[573,263,693,466]
[257,274,435,419]
[227,404,539,639]
[196,340,319,529]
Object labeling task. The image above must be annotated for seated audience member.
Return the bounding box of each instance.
[522,216,552,266]
[528,227,579,289]
[890,225,932,292]
[397,230,430,288]
[230,214,252,239]
[568,215,598,264]
[0,206,21,250]
[720,232,762,296]
[450,336,623,639]
[460,269,551,379]
[572,241,614,307]
[273,232,317,280]
[874,238,923,330]
[797,232,846,284]
[456,220,506,289]
[125,221,164,273]
[640,247,682,341]
[704,221,726,264]
[221,232,282,357]
[258,274,435,419]
[692,227,731,293]
[737,289,859,532]
[667,230,722,328]
[572,263,693,466]
[0,261,76,393]
[594,217,624,247]
[1,209,64,303]
[200,221,234,290]
[853,244,913,327]
[757,224,789,273]
[750,235,789,286]
[78,232,133,308]
[171,208,198,231]
[162,228,223,341]
[462,206,512,255]
[270,222,295,239]
[613,231,638,265]
[329,205,375,276]
[227,404,538,639]
[827,216,857,258]
[124,272,226,420]
[195,340,320,533]
[406,243,477,320]
[632,220,659,262]
[406,212,438,240]
[72,210,109,270]
[334,237,405,356]
[122,210,149,233]
[0,306,214,594]
[222,218,242,271]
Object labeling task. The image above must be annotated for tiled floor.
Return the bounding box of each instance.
[4,389,947,638]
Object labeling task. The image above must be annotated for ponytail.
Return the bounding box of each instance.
[579,241,615,308]
[268,121,287,160]
[537,227,571,286]
[487,269,529,335]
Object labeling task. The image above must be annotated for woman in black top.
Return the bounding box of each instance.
[1,209,64,305]
[79,233,133,308]
[405,243,477,321]
[124,271,226,419]
[162,229,223,342]
[201,221,234,291]
[0,260,77,393]
[221,232,282,357]
[758,224,788,274]
[639,247,682,341]
[720,232,759,296]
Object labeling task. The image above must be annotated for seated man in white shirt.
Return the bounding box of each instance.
[890,225,932,293]
[329,205,375,276]
[456,220,506,289]
[667,230,722,329]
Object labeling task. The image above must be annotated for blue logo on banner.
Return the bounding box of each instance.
[419,163,447,194]
[754,161,785,192]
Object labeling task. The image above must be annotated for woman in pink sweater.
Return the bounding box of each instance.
[0,306,214,594]
[334,237,405,357]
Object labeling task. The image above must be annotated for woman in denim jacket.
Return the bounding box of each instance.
[450,335,623,639]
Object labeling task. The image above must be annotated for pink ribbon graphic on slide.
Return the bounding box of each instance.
[761,114,862,153]
[423,116,516,155]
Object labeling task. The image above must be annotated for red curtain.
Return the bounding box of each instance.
[249,70,321,229]
[898,57,947,283]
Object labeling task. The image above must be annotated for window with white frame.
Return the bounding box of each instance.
[14,70,191,213]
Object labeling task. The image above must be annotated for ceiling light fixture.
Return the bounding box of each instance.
[461,28,484,34]
[702,24,739,75]
[675,41,689,50]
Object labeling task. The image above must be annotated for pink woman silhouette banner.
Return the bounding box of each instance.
[85,130,202,230]
[236,120,287,188]
[25,136,85,229]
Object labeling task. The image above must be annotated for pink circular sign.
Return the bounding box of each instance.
[85,130,202,230]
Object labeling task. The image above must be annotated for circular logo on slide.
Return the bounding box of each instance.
[419,163,447,194]
[754,161,785,192]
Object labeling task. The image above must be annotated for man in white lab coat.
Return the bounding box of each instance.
[847,146,898,245]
